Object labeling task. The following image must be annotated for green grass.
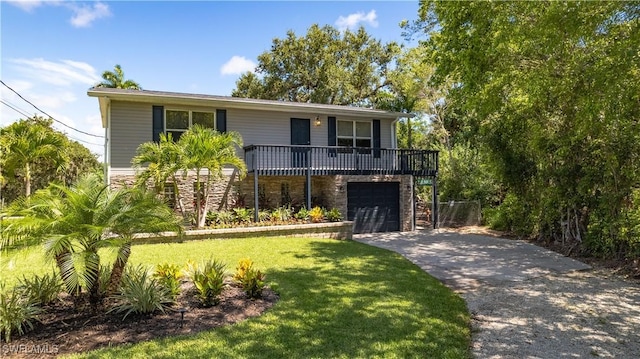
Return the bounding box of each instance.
[3,237,470,358]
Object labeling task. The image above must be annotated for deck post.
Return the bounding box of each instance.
[432,175,438,229]
[253,149,259,222]
[306,147,312,209]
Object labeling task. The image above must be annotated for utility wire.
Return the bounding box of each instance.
[1,99,103,147]
[1,79,104,138]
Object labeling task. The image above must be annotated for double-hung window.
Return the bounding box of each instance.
[165,110,215,140]
[337,120,372,150]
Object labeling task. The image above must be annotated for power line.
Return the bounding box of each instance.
[1,99,103,147]
[1,99,32,118]
[1,79,104,138]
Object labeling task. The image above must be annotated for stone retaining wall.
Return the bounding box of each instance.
[131,221,353,244]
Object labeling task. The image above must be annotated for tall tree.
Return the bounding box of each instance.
[0,117,67,197]
[232,24,400,106]
[96,64,141,89]
[0,117,100,203]
[413,1,640,255]
[2,174,182,308]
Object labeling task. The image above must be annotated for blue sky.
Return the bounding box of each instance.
[1,1,421,159]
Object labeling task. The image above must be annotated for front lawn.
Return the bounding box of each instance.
[2,237,470,358]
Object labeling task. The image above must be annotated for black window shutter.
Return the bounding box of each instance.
[328,116,337,157]
[216,109,227,133]
[373,119,381,158]
[152,106,164,142]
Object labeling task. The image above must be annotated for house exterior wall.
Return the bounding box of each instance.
[108,100,394,169]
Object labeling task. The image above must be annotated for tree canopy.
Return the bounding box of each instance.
[412,1,640,256]
[96,64,141,90]
[0,117,99,202]
[232,24,401,107]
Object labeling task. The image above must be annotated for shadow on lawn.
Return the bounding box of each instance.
[82,240,469,359]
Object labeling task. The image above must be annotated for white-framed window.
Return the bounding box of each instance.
[337,120,372,148]
[165,109,215,140]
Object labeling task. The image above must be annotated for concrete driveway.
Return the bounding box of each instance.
[354,229,591,291]
[353,230,640,358]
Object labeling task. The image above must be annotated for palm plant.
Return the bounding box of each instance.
[2,174,182,308]
[0,118,66,197]
[132,132,185,216]
[177,125,247,228]
[96,64,140,89]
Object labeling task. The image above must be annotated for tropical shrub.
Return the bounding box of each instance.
[233,259,265,299]
[0,284,42,342]
[309,206,325,223]
[258,210,271,222]
[109,265,173,320]
[185,259,226,307]
[324,208,343,222]
[233,207,253,224]
[271,206,292,223]
[17,272,62,306]
[294,207,310,221]
[154,263,183,300]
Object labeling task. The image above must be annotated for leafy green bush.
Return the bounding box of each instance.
[17,272,62,306]
[153,263,183,300]
[0,284,42,342]
[294,207,310,221]
[324,208,343,222]
[233,207,253,224]
[233,258,265,299]
[109,265,173,320]
[309,206,324,223]
[185,259,226,307]
[271,206,292,223]
[98,265,112,296]
[258,210,271,222]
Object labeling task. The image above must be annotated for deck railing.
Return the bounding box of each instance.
[243,144,438,177]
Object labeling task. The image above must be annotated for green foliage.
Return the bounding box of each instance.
[232,24,400,107]
[109,265,173,320]
[153,263,183,300]
[95,64,140,89]
[412,1,640,259]
[233,258,265,299]
[258,210,271,222]
[309,206,324,223]
[2,174,183,307]
[0,116,99,202]
[232,207,253,224]
[271,206,292,223]
[185,259,226,307]
[294,207,310,221]
[324,208,343,222]
[0,283,42,342]
[17,272,62,306]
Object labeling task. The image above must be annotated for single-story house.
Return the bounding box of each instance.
[87,88,438,233]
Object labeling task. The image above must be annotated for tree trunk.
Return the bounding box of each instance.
[106,240,131,295]
[24,162,31,197]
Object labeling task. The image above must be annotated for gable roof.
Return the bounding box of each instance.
[87,87,412,127]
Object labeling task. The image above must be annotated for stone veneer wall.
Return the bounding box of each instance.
[111,173,414,232]
[110,173,242,213]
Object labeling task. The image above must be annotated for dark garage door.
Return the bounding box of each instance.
[347,182,400,233]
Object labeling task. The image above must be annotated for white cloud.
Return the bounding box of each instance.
[335,10,378,31]
[7,1,110,27]
[67,2,111,28]
[220,56,256,75]
[10,58,101,87]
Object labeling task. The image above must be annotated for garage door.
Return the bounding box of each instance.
[347,182,400,233]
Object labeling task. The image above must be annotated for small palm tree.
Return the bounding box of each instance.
[132,133,186,215]
[0,117,66,197]
[178,125,247,228]
[3,174,182,308]
[96,64,140,89]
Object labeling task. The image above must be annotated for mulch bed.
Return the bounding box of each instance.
[5,281,278,358]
